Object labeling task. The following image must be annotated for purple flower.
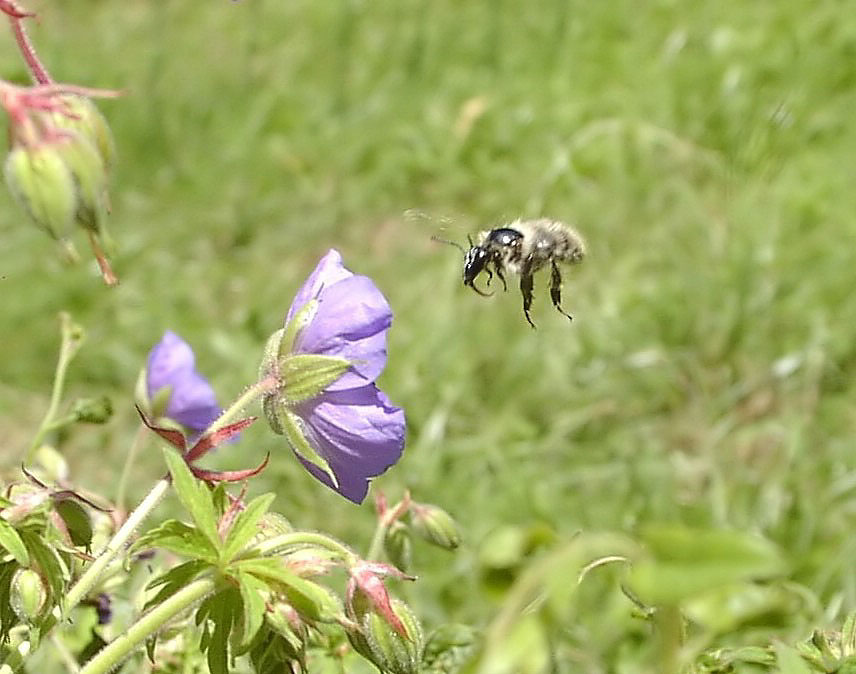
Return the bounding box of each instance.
[261,249,406,504]
[145,331,222,434]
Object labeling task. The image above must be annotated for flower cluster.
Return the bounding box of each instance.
[139,250,406,504]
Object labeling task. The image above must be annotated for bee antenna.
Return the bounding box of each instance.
[431,235,467,257]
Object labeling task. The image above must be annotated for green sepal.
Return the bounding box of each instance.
[280,353,350,405]
[281,409,337,488]
[280,300,318,355]
[4,145,76,240]
[258,328,285,384]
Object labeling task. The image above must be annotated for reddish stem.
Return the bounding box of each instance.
[8,13,52,85]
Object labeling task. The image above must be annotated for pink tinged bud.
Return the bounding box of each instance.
[346,597,423,674]
[347,562,415,639]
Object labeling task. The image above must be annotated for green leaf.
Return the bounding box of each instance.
[232,558,342,622]
[19,529,69,601]
[205,589,237,674]
[237,572,268,649]
[163,448,221,552]
[144,560,210,611]
[53,500,93,550]
[221,493,275,563]
[0,517,29,566]
[132,519,217,562]
[627,526,785,605]
[775,643,813,674]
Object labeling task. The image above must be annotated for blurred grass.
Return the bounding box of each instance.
[2,0,856,669]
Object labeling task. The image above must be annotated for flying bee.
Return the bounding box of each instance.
[434,218,585,328]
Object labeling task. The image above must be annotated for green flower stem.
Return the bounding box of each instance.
[250,531,356,563]
[25,313,84,464]
[115,424,146,512]
[366,496,410,561]
[366,520,388,561]
[79,576,217,674]
[62,478,170,617]
[205,374,278,437]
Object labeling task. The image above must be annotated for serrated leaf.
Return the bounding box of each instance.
[232,558,342,622]
[222,494,275,563]
[206,589,236,674]
[237,572,268,649]
[163,448,220,552]
[19,530,68,600]
[0,517,29,566]
[132,519,217,562]
[144,560,210,611]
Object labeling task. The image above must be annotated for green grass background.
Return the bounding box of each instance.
[2,0,856,670]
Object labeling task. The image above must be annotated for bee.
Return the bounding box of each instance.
[435,218,585,328]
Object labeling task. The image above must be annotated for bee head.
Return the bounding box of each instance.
[463,236,493,297]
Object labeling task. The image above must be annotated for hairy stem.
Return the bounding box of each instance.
[62,478,170,617]
[25,314,84,464]
[250,531,356,564]
[79,576,217,674]
[9,15,51,85]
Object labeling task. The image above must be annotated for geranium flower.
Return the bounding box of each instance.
[144,331,222,435]
[260,249,406,504]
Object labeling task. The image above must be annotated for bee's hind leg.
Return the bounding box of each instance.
[550,261,574,322]
[520,272,537,329]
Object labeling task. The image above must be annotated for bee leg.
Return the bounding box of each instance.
[519,271,537,329]
[484,267,494,287]
[495,265,508,292]
[550,261,573,322]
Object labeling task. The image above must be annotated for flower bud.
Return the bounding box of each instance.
[51,95,116,172]
[10,568,47,622]
[422,623,477,670]
[71,395,113,424]
[4,144,76,240]
[384,521,412,573]
[53,131,108,236]
[347,598,423,674]
[410,503,461,550]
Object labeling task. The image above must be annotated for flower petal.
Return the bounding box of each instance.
[146,331,221,432]
[285,249,353,326]
[294,275,392,390]
[293,385,405,504]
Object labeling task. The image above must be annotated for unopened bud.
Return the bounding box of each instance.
[384,521,412,573]
[10,568,47,622]
[422,623,477,670]
[71,395,113,424]
[410,503,461,550]
[53,131,108,234]
[51,95,116,172]
[348,598,423,674]
[4,144,76,240]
